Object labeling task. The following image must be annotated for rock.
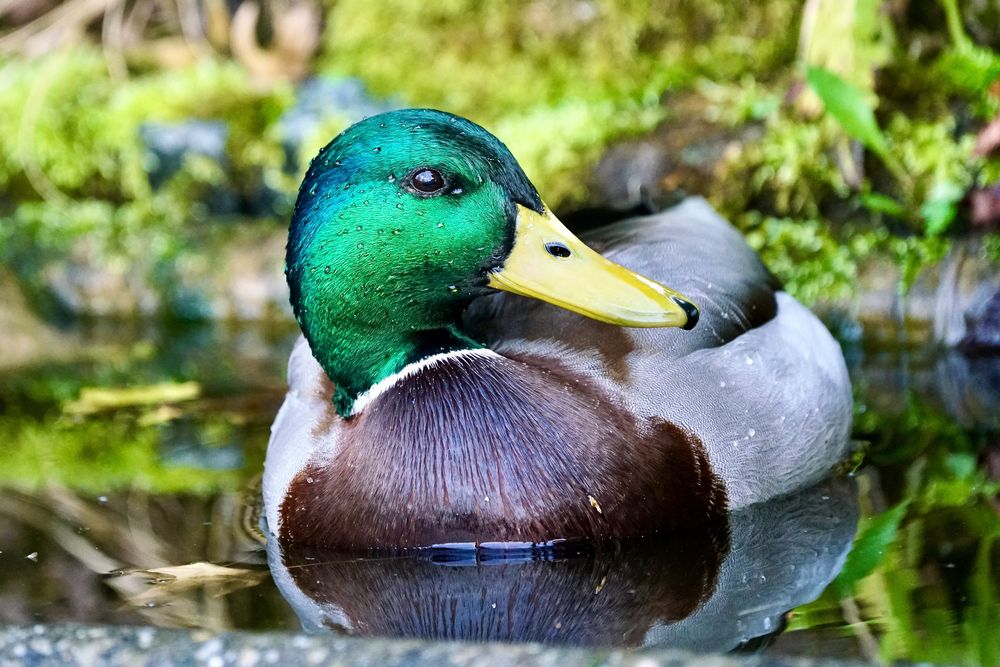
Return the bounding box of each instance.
[0,270,82,370]
[586,94,762,212]
[137,78,396,218]
[0,623,869,667]
[591,142,672,209]
[931,237,1000,348]
[970,184,1000,230]
[33,226,291,322]
[974,115,1000,157]
[817,236,1000,349]
[140,120,243,216]
[41,237,161,317]
[279,76,398,166]
[140,121,228,187]
[934,351,1000,428]
[959,289,1000,351]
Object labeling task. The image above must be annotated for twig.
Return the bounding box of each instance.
[0,0,24,18]
[17,51,71,204]
[101,0,128,81]
[939,0,970,49]
[122,0,155,49]
[840,595,885,664]
[0,0,112,56]
[797,0,822,62]
[175,0,207,52]
[0,492,122,574]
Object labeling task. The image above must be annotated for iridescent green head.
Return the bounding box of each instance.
[287,109,697,415]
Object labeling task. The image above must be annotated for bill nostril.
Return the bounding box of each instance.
[545,242,572,258]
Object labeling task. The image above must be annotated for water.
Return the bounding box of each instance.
[0,320,997,664]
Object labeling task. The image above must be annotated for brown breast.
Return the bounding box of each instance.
[280,352,727,550]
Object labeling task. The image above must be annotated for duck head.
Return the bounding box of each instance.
[287,109,698,415]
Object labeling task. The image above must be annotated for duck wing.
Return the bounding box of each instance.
[464,197,853,509]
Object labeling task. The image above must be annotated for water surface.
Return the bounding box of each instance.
[0,321,997,664]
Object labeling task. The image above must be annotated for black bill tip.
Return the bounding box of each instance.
[672,296,700,331]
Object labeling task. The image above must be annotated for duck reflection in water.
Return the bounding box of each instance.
[267,475,857,650]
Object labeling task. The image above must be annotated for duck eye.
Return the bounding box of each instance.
[408,168,446,195]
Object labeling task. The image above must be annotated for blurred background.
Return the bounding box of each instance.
[2,0,1000,329]
[0,0,999,664]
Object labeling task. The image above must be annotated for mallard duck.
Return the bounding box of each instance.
[264,108,852,549]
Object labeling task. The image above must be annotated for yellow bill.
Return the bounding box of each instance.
[488,205,699,329]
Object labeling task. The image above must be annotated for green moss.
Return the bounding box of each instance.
[740,215,857,305]
[323,1,798,113]
[984,234,1000,266]
[709,110,866,303]
[3,192,181,283]
[320,0,801,206]
[884,115,978,232]
[1,1,996,313]
[712,72,984,299]
[889,235,952,293]
[495,99,665,205]
[698,75,782,127]
[0,50,291,201]
[0,338,274,494]
[716,109,962,299]
[0,414,247,495]
[715,115,849,219]
[0,48,293,292]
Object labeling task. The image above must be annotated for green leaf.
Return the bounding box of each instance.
[921,180,966,236]
[807,66,891,162]
[936,45,1000,96]
[834,500,910,597]
[944,452,977,479]
[860,192,905,217]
